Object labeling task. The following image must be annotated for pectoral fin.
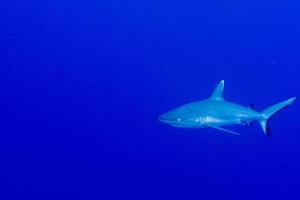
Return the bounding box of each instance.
[204,123,240,136]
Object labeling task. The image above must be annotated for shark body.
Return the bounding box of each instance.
[158,80,296,137]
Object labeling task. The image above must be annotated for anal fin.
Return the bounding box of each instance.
[239,120,254,126]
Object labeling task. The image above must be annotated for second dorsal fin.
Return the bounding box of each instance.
[210,80,225,100]
[249,104,255,110]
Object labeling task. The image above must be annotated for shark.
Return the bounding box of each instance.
[158,80,296,137]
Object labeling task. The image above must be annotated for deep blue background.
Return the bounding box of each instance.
[0,0,300,199]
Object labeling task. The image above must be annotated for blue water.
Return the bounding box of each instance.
[1,0,300,199]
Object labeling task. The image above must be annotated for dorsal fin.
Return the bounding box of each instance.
[210,80,225,100]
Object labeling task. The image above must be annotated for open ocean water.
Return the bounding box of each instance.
[0,0,300,199]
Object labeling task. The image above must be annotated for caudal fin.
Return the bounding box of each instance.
[259,97,296,137]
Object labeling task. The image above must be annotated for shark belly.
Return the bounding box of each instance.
[204,115,240,126]
[202,101,261,126]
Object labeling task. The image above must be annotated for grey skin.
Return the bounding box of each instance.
[158,80,296,137]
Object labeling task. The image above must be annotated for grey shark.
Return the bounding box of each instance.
[158,80,296,137]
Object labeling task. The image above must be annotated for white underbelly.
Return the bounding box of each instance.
[205,116,238,126]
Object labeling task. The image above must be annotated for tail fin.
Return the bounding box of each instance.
[259,97,296,137]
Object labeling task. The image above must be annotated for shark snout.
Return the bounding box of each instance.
[158,113,168,123]
[158,112,176,124]
[158,112,183,124]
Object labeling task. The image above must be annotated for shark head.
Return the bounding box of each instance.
[158,111,182,125]
[158,109,207,128]
[158,80,226,128]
